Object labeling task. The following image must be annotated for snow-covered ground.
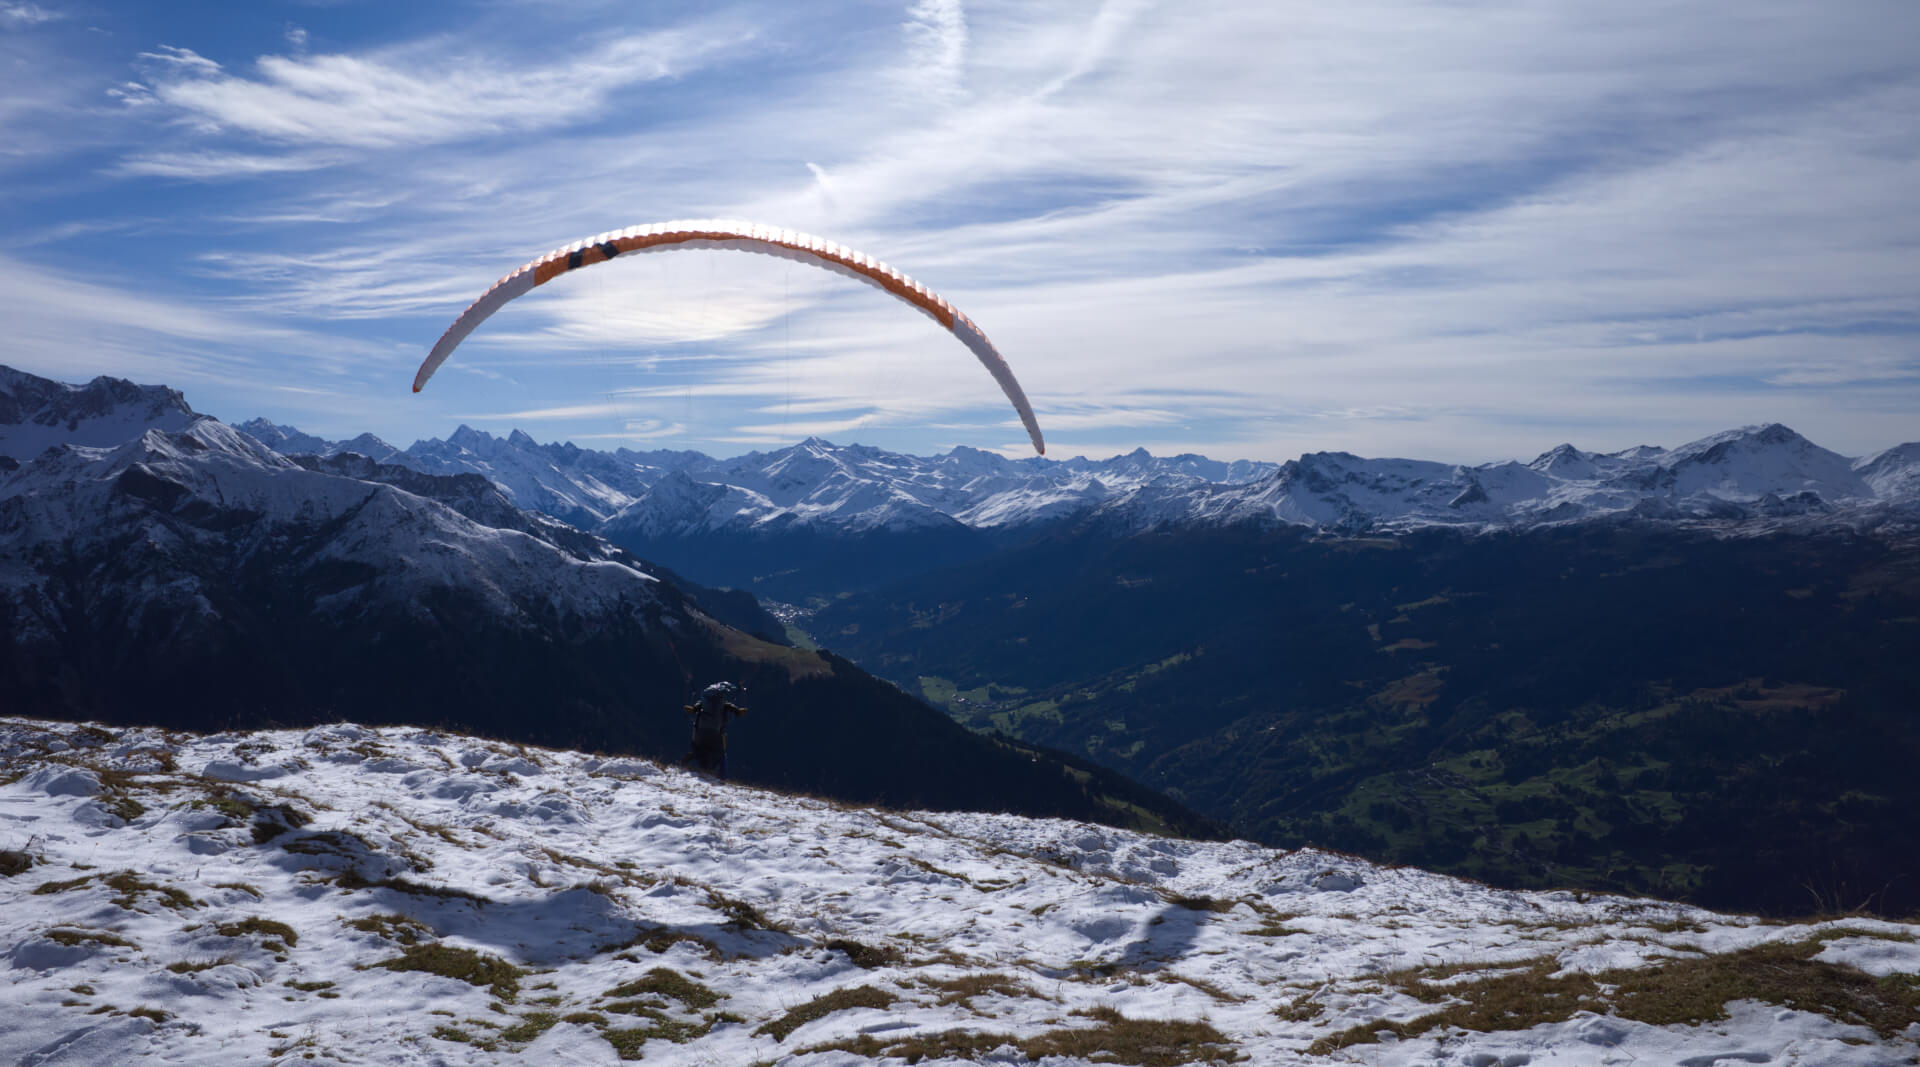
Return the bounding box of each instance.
[2,717,1915,1066]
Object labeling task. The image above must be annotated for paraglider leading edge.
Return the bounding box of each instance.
[413,219,1045,455]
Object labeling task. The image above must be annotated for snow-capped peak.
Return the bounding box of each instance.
[1094,423,1915,534]
[0,367,200,465]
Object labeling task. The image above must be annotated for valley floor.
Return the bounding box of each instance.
[1,717,1915,1065]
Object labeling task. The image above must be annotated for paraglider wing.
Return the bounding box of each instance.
[414,219,1045,454]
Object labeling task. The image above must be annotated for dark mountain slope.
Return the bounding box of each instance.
[0,421,1215,838]
[812,520,1920,915]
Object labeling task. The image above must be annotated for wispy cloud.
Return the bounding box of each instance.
[900,0,968,105]
[0,251,392,396]
[450,402,625,421]
[5,1,1915,460]
[0,2,61,27]
[137,44,222,77]
[119,22,755,156]
[110,149,344,179]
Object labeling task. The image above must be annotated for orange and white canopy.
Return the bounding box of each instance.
[414,219,1044,454]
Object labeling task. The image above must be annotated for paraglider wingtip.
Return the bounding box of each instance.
[411,383,422,394]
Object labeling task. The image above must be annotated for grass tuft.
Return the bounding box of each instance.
[600,1013,719,1059]
[369,943,525,1002]
[755,985,898,1042]
[103,870,197,911]
[605,967,722,1009]
[334,870,488,903]
[705,888,784,932]
[217,916,299,947]
[431,1025,498,1051]
[1024,1007,1241,1065]
[825,937,904,969]
[345,912,433,945]
[101,792,146,823]
[1307,939,1920,1054]
[498,1012,559,1043]
[925,972,1042,1009]
[597,924,721,960]
[1166,893,1238,913]
[802,1029,1018,1062]
[247,801,312,845]
[166,956,233,974]
[803,1006,1241,1065]
[44,928,136,949]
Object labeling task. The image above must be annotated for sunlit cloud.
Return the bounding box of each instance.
[899,0,968,105]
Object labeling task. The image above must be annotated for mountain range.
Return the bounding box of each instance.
[0,365,1208,837]
[236,413,1919,537]
[231,407,1920,599]
[7,364,1918,917]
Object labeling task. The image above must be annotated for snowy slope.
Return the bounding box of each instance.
[1854,442,1920,501]
[403,427,651,529]
[0,418,663,639]
[237,419,407,466]
[3,717,1915,1066]
[0,367,199,466]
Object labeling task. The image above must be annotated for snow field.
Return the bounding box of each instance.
[1,717,1916,1065]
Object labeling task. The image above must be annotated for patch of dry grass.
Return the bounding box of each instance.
[824,937,904,969]
[103,870,197,911]
[803,1005,1241,1065]
[216,916,299,949]
[598,924,722,960]
[755,985,898,1041]
[924,972,1043,1010]
[44,928,136,949]
[605,967,722,1010]
[346,912,434,945]
[1306,939,1920,1055]
[368,943,525,1002]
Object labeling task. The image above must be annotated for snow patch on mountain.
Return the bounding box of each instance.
[1854,442,1920,500]
[0,417,662,639]
[0,367,199,466]
[7,366,1916,542]
[250,423,1282,538]
[1098,423,1919,534]
[254,415,1920,541]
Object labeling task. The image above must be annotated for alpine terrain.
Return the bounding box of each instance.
[4,717,1917,1065]
[0,366,1205,837]
[232,378,1920,919]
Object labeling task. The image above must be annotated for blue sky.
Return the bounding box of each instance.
[1,0,1916,463]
